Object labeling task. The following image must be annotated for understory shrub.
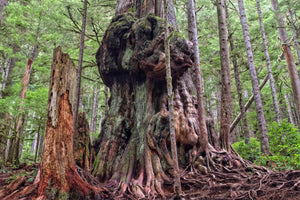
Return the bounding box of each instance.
[233,120,300,171]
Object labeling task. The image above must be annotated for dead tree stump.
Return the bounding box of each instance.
[36,47,92,199]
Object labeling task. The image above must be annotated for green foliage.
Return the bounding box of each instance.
[267,120,300,170]
[232,137,262,162]
[233,121,300,171]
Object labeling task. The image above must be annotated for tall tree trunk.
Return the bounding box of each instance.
[238,0,269,155]
[6,17,41,164]
[73,0,88,137]
[37,47,93,199]
[256,0,281,123]
[217,0,231,152]
[164,0,181,194]
[288,8,300,66]
[7,59,33,165]
[89,85,100,133]
[166,0,178,31]
[271,0,300,128]
[187,0,209,156]
[229,33,250,144]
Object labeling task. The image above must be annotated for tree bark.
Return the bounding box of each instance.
[74,112,91,171]
[37,46,93,199]
[256,0,281,123]
[271,0,300,128]
[187,0,209,156]
[238,0,270,155]
[217,0,231,152]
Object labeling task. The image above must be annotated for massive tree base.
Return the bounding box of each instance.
[90,13,300,199]
[0,157,299,199]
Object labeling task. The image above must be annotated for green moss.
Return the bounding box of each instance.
[46,185,69,200]
[122,47,134,70]
[92,150,102,175]
[58,191,69,200]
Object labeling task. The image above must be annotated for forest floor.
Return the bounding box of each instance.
[0,162,299,199]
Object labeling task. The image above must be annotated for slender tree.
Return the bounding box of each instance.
[163,0,181,194]
[228,31,250,144]
[216,0,231,152]
[89,85,100,133]
[271,0,300,128]
[187,0,209,156]
[6,16,41,164]
[237,0,270,155]
[73,0,88,135]
[6,58,33,164]
[256,0,281,123]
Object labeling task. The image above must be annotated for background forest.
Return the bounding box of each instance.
[0,0,300,173]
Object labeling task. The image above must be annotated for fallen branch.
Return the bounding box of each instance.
[230,74,269,132]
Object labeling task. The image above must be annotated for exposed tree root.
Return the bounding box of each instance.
[0,165,111,200]
[0,152,299,200]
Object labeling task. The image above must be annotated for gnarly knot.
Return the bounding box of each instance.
[96,13,194,86]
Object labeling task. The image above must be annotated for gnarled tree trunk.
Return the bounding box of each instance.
[93,13,200,198]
